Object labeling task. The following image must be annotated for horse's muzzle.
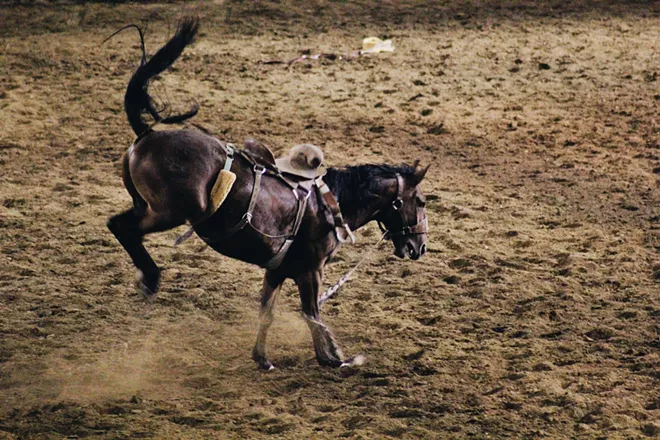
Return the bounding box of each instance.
[407,241,426,260]
[394,239,427,260]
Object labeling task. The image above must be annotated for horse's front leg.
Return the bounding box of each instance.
[295,269,365,368]
[252,270,285,370]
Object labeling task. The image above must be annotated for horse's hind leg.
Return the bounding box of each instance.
[251,271,286,370]
[295,270,365,368]
[107,207,183,298]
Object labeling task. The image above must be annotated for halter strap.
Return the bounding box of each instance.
[378,173,428,238]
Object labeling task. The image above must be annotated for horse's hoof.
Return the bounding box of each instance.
[257,360,275,371]
[136,270,158,301]
[340,354,366,368]
[318,354,366,368]
[317,357,344,368]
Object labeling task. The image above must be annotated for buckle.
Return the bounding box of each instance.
[392,199,403,210]
[254,164,266,174]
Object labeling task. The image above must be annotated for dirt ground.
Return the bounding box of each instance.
[1,1,659,438]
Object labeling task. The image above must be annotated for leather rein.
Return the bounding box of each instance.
[320,174,428,308]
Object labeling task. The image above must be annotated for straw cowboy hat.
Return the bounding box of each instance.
[275,144,325,179]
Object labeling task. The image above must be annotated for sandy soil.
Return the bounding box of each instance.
[1,1,659,438]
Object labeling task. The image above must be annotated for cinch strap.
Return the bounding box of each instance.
[221,164,266,238]
[263,188,310,269]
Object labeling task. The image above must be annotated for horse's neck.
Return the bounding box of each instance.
[324,166,397,232]
[342,202,382,232]
[333,184,388,232]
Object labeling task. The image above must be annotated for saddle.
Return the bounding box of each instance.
[176,138,355,269]
[237,140,354,243]
[243,139,276,168]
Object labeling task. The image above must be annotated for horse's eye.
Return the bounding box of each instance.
[416,197,426,208]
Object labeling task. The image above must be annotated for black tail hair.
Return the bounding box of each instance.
[124,17,200,137]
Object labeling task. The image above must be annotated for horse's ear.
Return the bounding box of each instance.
[411,161,430,186]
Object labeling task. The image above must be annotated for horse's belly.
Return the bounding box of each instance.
[197,228,280,268]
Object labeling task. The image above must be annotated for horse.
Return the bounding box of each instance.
[107,18,430,369]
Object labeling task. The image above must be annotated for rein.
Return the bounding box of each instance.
[318,230,388,307]
[319,173,428,307]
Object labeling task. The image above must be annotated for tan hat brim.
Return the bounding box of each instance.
[275,157,320,179]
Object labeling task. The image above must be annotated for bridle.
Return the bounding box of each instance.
[320,173,428,307]
[378,173,429,239]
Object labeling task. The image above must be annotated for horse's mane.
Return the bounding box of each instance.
[324,163,415,210]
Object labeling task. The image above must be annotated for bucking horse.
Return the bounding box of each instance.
[107,18,430,369]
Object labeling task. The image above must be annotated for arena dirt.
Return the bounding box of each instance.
[1,1,658,438]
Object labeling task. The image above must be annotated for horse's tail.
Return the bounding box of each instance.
[124,17,200,137]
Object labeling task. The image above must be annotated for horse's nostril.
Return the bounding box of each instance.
[407,244,415,258]
[420,243,427,256]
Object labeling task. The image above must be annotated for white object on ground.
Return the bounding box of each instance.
[361,37,395,54]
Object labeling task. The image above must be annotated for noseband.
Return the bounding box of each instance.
[378,173,429,239]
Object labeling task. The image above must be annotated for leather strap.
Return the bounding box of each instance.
[315,177,355,244]
[387,215,428,236]
[223,143,235,171]
[201,160,309,270]
[263,188,310,269]
[221,164,266,238]
[379,173,428,238]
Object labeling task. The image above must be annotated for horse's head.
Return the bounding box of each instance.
[378,161,430,260]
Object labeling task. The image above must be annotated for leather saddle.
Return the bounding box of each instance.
[243,139,277,168]
[176,137,354,250]
[240,139,351,242]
